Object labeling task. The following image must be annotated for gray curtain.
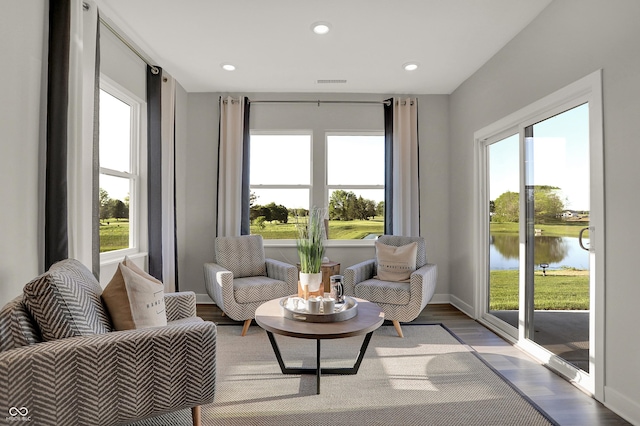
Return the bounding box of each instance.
[241,97,251,235]
[91,11,101,279]
[147,65,163,280]
[45,0,71,270]
[383,98,394,235]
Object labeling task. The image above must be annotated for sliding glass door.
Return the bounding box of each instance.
[476,71,604,396]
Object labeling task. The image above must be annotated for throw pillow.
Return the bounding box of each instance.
[22,259,112,341]
[102,257,167,330]
[375,241,418,282]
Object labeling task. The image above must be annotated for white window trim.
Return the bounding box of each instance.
[473,70,604,399]
[99,75,148,264]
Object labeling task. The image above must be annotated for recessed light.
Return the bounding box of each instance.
[311,22,331,35]
[221,63,236,71]
[403,62,419,71]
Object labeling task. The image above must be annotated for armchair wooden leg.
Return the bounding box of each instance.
[392,320,404,338]
[191,405,201,426]
[241,319,252,336]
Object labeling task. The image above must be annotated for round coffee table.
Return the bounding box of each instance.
[255,297,384,394]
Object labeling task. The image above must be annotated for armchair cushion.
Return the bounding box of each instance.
[355,279,411,305]
[215,235,266,278]
[102,259,167,331]
[375,241,418,282]
[22,259,112,341]
[233,276,290,304]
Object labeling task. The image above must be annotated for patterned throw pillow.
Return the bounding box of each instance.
[375,241,418,282]
[102,257,167,330]
[23,259,112,341]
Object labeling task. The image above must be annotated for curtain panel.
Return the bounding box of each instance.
[147,65,163,281]
[161,72,177,292]
[217,96,250,237]
[384,97,421,237]
[45,0,100,275]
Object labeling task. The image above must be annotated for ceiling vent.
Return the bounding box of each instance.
[316,79,347,84]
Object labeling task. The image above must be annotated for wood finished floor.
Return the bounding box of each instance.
[197,303,630,425]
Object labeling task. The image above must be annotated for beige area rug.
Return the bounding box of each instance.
[129,324,557,426]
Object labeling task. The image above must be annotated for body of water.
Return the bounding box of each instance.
[490,235,589,270]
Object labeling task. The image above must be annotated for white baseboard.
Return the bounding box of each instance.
[604,386,640,425]
[196,293,215,304]
[449,294,475,318]
[428,293,450,304]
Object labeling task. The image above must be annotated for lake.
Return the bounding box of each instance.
[490,234,589,270]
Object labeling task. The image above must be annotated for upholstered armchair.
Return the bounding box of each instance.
[0,259,216,426]
[204,235,298,336]
[343,235,437,338]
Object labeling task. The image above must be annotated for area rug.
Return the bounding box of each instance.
[129,324,557,426]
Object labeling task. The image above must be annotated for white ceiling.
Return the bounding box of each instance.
[96,0,553,94]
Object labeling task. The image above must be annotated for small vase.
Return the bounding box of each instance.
[300,272,323,298]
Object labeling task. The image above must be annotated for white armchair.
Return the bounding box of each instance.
[343,235,437,337]
[204,235,298,336]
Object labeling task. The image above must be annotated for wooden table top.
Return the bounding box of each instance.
[255,297,384,340]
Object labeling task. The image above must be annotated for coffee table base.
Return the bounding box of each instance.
[265,331,374,394]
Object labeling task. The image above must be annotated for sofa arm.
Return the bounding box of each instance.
[410,263,438,309]
[164,291,197,321]
[343,259,376,296]
[265,259,298,294]
[0,321,217,426]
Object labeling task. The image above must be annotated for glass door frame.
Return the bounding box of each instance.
[473,70,604,399]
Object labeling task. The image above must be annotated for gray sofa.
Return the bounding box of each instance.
[0,259,216,426]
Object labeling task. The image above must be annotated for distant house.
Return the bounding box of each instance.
[562,210,579,218]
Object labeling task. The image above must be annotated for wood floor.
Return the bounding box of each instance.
[197,303,630,425]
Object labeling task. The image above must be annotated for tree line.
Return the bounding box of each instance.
[249,190,384,227]
[99,188,129,222]
[491,186,565,223]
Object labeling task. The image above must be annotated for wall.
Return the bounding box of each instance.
[449,0,640,422]
[178,92,450,304]
[0,1,47,306]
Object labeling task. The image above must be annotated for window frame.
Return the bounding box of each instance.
[248,129,385,246]
[98,76,148,262]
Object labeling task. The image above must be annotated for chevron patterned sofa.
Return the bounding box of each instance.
[0,259,216,426]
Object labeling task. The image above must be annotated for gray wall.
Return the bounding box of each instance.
[449,0,640,421]
[177,93,450,304]
[0,1,47,305]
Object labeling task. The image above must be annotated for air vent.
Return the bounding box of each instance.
[316,79,347,84]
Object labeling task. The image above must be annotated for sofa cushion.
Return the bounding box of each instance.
[102,258,167,330]
[233,276,289,304]
[22,259,112,341]
[355,278,411,306]
[375,241,418,282]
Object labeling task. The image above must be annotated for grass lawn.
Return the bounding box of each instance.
[99,220,129,252]
[490,221,589,238]
[490,269,589,310]
[251,217,384,240]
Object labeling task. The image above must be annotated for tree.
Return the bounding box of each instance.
[265,202,289,223]
[99,188,112,221]
[493,191,520,222]
[329,190,357,220]
[376,201,385,217]
[112,199,128,221]
[493,187,565,223]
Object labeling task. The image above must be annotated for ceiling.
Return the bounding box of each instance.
[96,0,553,94]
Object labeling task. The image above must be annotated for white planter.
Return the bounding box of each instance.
[300,272,323,293]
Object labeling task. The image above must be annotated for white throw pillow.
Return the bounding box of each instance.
[102,257,167,330]
[375,241,418,282]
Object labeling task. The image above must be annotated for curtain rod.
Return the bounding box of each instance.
[248,99,391,106]
[85,2,160,75]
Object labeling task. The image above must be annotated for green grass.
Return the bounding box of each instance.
[490,269,589,310]
[99,220,129,252]
[490,221,589,238]
[251,217,384,240]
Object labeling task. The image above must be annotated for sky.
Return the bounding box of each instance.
[250,133,385,210]
[99,90,132,202]
[489,103,590,211]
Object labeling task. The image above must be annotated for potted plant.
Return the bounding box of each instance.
[296,206,326,297]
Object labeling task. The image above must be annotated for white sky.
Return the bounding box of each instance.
[489,103,590,211]
[99,90,132,201]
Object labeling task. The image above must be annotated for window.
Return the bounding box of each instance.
[249,131,384,240]
[326,133,384,239]
[98,82,143,255]
[249,132,311,239]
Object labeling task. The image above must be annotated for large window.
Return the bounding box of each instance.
[249,131,384,240]
[98,82,142,255]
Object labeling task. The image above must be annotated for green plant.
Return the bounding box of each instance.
[296,207,326,274]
